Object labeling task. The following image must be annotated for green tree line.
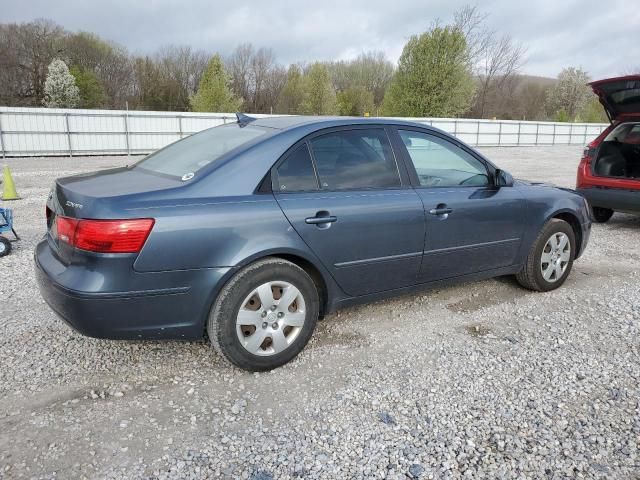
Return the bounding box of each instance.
[0,10,607,122]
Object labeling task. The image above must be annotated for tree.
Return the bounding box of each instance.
[382,26,475,117]
[0,19,66,106]
[226,43,282,113]
[327,52,394,111]
[276,64,305,114]
[63,32,135,109]
[69,66,105,108]
[299,63,337,115]
[190,54,242,112]
[337,86,374,116]
[454,5,526,118]
[577,97,607,123]
[262,64,287,114]
[43,59,80,107]
[139,45,209,111]
[546,67,592,121]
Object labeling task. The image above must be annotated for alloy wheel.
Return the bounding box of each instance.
[540,232,571,283]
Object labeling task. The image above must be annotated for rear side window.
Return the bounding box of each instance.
[276,144,318,192]
[309,129,400,190]
[399,130,489,187]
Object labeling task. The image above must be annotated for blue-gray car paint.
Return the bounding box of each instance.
[35,117,592,339]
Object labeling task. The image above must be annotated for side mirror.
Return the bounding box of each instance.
[494,169,514,187]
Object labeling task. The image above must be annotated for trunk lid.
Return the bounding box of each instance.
[590,75,640,122]
[46,167,181,263]
[49,167,180,218]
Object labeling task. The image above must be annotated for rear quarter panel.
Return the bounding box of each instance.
[132,195,321,272]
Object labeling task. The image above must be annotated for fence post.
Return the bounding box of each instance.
[453,119,458,137]
[64,113,72,157]
[498,122,502,146]
[0,111,5,158]
[178,115,183,139]
[552,123,556,146]
[583,125,588,145]
[476,120,480,146]
[568,123,573,145]
[123,113,130,156]
[535,123,539,145]
[517,122,521,146]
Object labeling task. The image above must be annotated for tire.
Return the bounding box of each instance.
[0,236,11,257]
[591,206,614,223]
[207,257,320,371]
[516,219,576,292]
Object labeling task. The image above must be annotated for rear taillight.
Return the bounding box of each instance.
[55,216,154,253]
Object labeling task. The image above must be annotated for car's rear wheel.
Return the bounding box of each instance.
[516,219,575,292]
[591,206,614,223]
[207,257,319,371]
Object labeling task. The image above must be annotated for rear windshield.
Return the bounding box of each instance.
[134,123,268,178]
[604,123,640,144]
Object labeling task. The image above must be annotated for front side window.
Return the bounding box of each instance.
[276,144,318,192]
[135,123,268,178]
[399,130,489,187]
[309,129,400,190]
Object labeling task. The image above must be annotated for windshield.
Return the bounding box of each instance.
[135,123,268,178]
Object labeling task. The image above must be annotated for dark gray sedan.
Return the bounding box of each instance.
[36,115,592,370]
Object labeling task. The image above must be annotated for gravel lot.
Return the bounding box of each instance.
[1,146,639,479]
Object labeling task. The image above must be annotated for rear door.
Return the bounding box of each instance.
[273,127,425,296]
[392,128,527,283]
[590,75,640,121]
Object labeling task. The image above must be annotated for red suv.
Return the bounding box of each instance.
[576,75,640,222]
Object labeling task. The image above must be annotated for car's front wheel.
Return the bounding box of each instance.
[516,219,575,292]
[591,206,614,223]
[207,257,319,371]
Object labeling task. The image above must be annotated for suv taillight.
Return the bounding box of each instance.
[55,216,155,253]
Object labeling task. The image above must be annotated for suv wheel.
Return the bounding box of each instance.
[591,206,614,223]
[207,257,319,371]
[516,219,575,292]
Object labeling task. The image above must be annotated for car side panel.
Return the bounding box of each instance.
[512,184,592,261]
[132,195,335,275]
[275,189,425,296]
[416,186,528,282]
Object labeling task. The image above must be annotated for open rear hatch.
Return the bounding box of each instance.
[590,75,640,122]
[588,76,640,182]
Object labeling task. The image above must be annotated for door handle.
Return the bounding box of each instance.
[305,212,337,225]
[428,207,453,216]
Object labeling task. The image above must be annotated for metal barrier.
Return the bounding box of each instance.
[0,106,608,157]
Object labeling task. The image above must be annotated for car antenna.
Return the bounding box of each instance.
[236,112,256,127]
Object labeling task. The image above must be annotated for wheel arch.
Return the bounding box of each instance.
[205,248,336,334]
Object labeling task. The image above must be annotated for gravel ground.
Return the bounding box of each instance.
[1,146,639,479]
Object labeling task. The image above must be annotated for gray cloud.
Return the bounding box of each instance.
[1,0,637,78]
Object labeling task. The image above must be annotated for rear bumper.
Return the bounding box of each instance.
[577,186,640,213]
[35,239,231,340]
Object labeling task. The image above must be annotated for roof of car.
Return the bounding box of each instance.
[251,115,435,131]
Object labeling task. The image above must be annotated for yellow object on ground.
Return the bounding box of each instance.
[2,165,20,200]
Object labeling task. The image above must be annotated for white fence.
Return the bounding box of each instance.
[0,106,608,157]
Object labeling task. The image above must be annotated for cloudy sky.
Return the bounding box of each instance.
[2,0,638,79]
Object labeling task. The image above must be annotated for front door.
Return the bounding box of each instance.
[273,128,425,296]
[394,128,527,283]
